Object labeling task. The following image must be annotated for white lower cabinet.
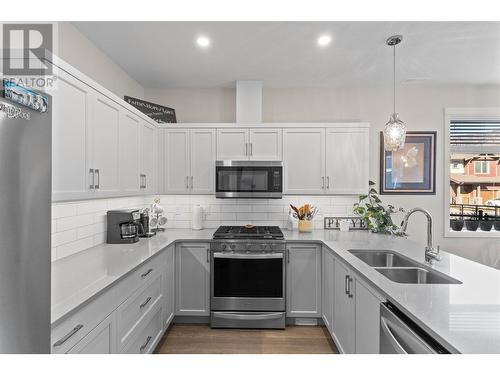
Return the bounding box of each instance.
[286,244,322,317]
[120,306,164,354]
[164,245,175,328]
[333,259,355,354]
[67,313,116,354]
[175,243,211,316]
[355,279,382,354]
[321,247,334,332]
[52,253,168,354]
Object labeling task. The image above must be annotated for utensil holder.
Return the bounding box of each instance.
[298,220,313,233]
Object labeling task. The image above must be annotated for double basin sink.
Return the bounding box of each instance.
[348,250,461,285]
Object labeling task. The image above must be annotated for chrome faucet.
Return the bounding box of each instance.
[400,208,441,264]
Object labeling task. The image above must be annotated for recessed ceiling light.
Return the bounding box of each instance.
[196,36,211,48]
[317,34,332,47]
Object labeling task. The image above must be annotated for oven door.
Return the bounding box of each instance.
[215,160,282,199]
[210,251,285,311]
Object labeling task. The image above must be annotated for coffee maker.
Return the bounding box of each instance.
[106,209,141,244]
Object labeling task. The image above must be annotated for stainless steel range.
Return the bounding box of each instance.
[210,226,286,329]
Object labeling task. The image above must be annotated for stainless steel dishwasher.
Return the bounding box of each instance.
[380,302,449,354]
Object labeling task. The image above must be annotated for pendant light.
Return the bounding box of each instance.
[383,35,407,151]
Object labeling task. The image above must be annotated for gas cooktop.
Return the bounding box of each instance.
[212,225,284,240]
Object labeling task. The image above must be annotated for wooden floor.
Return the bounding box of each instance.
[154,324,338,354]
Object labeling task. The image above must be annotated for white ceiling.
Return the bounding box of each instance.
[73,22,500,88]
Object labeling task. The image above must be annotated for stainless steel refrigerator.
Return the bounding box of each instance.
[0,95,51,353]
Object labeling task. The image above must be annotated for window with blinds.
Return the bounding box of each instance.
[448,120,500,233]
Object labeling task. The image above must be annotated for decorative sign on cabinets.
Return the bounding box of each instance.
[124,96,176,124]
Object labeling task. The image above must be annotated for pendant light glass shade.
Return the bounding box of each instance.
[383,35,407,151]
[384,112,407,151]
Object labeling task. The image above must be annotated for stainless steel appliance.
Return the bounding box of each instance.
[380,302,449,354]
[0,96,51,353]
[210,226,286,329]
[106,209,141,244]
[215,160,283,199]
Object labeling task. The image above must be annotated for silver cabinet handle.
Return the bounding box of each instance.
[144,174,147,189]
[190,176,193,189]
[140,268,153,278]
[250,143,253,156]
[186,176,189,189]
[139,296,152,309]
[94,169,100,189]
[206,249,210,263]
[139,174,144,189]
[327,176,330,189]
[245,143,248,156]
[286,249,290,264]
[89,169,95,189]
[322,176,325,189]
[347,276,354,298]
[53,324,83,347]
[139,335,152,353]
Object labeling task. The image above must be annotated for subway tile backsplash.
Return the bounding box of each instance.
[51,194,358,261]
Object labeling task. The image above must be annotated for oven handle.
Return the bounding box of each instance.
[213,312,284,321]
[212,252,284,259]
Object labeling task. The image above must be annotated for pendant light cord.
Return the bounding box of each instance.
[393,44,396,114]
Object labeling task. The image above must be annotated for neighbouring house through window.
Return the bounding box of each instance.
[448,119,500,234]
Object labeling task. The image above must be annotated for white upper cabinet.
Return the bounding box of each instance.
[283,126,369,195]
[52,68,92,201]
[162,129,216,194]
[249,128,282,160]
[190,129,216,194]
[51,60,160,202]
[90,94,121,196]
[283,128,325,194]
[140,121,158,194]
[217,128,282,161]
[325,128,369,194]
[217,128,249,160]
[119,112,141,194]
[163,129,190,193]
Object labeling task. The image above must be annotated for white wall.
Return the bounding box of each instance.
[145,85,500,268]
[57,22,145,99]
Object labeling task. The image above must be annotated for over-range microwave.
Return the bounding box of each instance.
[215,160,283,199]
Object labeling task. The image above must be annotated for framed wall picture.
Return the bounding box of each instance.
[380,131,436,194]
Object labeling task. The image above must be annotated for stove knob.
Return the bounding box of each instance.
[260,243,268,250]
[246,243,252,251]
[229,243,236,251]
[270,243,276,251]
[220,243,227,250]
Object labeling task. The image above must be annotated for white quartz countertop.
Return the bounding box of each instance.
[51,228,500,354]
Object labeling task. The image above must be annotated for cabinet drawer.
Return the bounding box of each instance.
[114,252,167,307]
[51,287,116,354]
[120,305,164,354]
[116,273,163,348]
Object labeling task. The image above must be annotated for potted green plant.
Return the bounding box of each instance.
[353,181,405,236]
